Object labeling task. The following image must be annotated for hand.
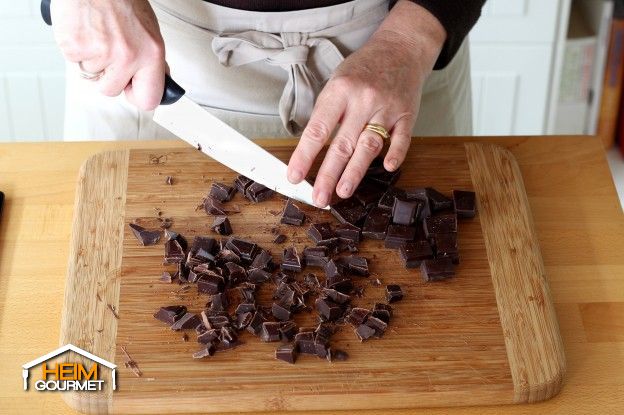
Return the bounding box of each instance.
[52,0,166,111]
[286,0,446,208]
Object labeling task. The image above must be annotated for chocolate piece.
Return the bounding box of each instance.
[246,311,266,335]
[334,222,361,243]
[193,343,216,358]
[206,314,230,329]
[384,224,417,249]
[225,262,247,286]
[324,259,341,279]
[159,271,173,283]
[247,268,271,283]
[368,168,401,187]
[426,187,453,212]
[399,240,434,268]
[303,246,329,268]
[208,292,229,313]
[420,257,456,281]
[271,302,292,321]
[209,182,236,202]
[170,313,202,331]
[307,222,334,245]
[280,199,306,226]
[190,236,217,262]
[204,196,228,216]
[176,263,190,284]
[225,238,258,261]
[275,344,298,364]
[165,229,188,251]
[294,332,316,355]
[215,249,240,266]
[362,207,390,239]
[220,326,238,344]
[406,187,431,221]
[164,239,185,264]
[128,223,161,246]
[250,249,273,271]
[354,179,386,207]
[245,181,275,203]
[453,189,476,218]
[303,273,320,288]
[197,329,220,344]
[330,198,367,226]
[378,187,406,210]
[281,246,302,273]
[344,255,369,276]
[346,307,370,327]
[433,232,459,264]
[210,216,232,235]
[165,175,174,185]
[236,311,253,330]
[392,198,421,226]
[273,234,287,244]
[365,315,388,336]
[374,302,394,317]
[330,349,349,362]
[355,324,376,341]
[234,175,253,194]
[424,213,457,236]
[385,284,403,303]
[197,273,225,294]
[153,305,187,325]
[235,302,256,315]
[371,308,391,324]
[326,274,353,293]
[321,288,351,305]
[279,321,298,342]
[315,298,344,321]
[260,322,281,342]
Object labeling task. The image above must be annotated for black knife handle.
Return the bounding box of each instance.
[0,191,4,224]
[40,0,184,105]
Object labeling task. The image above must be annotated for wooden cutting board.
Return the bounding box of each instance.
[59,142,565,414]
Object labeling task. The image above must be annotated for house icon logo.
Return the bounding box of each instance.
[22,344,117,392]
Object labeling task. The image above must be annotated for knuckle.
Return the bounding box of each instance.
[303,120,331,144]
[329,76,352,94]
[330,136,356,160]
[99,83,121,97]
[315,171,339,185]
[359,134,383,154]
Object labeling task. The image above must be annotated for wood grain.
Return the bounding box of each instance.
[57,143,562,413]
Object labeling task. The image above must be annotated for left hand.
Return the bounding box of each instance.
[286,0,446,208]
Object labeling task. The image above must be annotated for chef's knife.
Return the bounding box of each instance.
[41,0,322,208]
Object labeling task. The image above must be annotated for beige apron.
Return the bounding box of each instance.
[63,0,472,141]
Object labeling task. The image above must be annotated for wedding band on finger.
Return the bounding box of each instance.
[364,123,391,142]
[78,61,105,81]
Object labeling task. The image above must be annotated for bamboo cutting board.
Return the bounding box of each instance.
[59,142,565,414]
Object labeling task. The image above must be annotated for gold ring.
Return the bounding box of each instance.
[78,61,105,81]
[364,123,390,141]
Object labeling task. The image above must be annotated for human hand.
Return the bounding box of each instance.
[286,0,446,208]
[51,0,166,111]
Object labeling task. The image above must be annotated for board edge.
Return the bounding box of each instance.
[465,142,566,404]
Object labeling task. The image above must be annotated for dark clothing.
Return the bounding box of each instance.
[202,0,486,69]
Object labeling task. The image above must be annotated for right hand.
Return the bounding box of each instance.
[52,0,166,111]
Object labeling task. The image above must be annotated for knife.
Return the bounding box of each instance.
[41,0,322,209]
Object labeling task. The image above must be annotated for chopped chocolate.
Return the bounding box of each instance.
[215,249,240,266]
[160,271,173,283]
[273,234,287,244]
[190,236,217,262]
[165,175,174,185]
[384,224,417,249]
[235,302,256,315]
[326,274,353,293]
[344,255,369,276]
[280,199,306,226]
[399,240,434,268]
[225,238,258,261]
[272,302,292,321]
[374,302,394,317]
[406,187,431,220]
[303,246,329,268]
[225,262,247,286]
[392,198,421,226]
[365,316,388,336]
[371,308,391,324]
[453,189,476,218]
[153,305,187,325]
[346,307,370,327]
[424,213,457,236]
[238,283,257,302]
[307,222,334,245]
[433,232,459,264]
[315,298,344,321]
[245,181,275,203]
[209,182,236,203]
[362,207,390,239]
[330,198,367,226]
[334,222,361,243]
[246,311,266,335]
[197,273,225,294]
[321,288,351,305]
[355,324,376,341]
[294,332,316,355]
[250,249,273,271]
[420,257,456,281]
[210,216,232,235]
[197,329,220,344]
[176,263,190,284]
[426,187,453,212]
[206,314,230,329]
[324,259,341,279]
[279,321,298,342]
[170,313,202,331]
[128,223,161,246]
[164,239,185,264]
[204,196,227,216]
[220,326,238,344]
[378,187,406,210]
[165,229,188,250]
[234,175,254,194]
[354,179,386,207]
[303,273,320,288]
[275,344,298,364]
[385,284,403,303]
[260,322,281,342]
[281,246,302,273]
[236,311,253,330]
[247,268,271,283]
[208,292,229,313]
[193,343,216,359]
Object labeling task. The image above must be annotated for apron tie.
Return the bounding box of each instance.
[212,31,344,135]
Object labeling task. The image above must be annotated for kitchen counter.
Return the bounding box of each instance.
[0,136,622,414]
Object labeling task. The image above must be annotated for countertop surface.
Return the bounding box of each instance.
[0,136,623,415]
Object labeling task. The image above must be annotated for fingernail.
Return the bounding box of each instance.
[288,169,303,184]
[387,158,398,171]
[315,191,330,208]
[340,182,352,197]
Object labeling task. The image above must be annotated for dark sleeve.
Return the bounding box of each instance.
[393,0,486,70]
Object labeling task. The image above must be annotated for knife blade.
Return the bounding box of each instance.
[154,95,324,209]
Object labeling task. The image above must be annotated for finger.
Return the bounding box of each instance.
[125,62,167,112]
[286,85,347,185]
[384,115,413,171]
[95,62,136,98]
[312,108,371,207]
[336,115,389,198]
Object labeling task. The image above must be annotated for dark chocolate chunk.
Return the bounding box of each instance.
[153,305,187,325]
[165,229,188,251]
[406,187,431,221]
[307,222,334,245]
[165,175,174,185]
[245,181,275,203]
[424,213,457,236]
[324,259,341,279]
[247,268,271,283]
[197,329,220,344]
[209,182,236,203]
[246,311,266,335]
[385,284,403,303]
[210,216,232,235]
[303,273,320,288]
[374,303,394,317]
[365,315,388,336]
[281,246,302,273]
[204,196,227,216]
[420,257,456,281]
[355,324,376,341]
[294,332,316,355]
[197,272,225,294]
[321,288,351,305]
[220,326,238,344]
[353,179,386,207]
[170,313,202,331]
[208,292,229,313]
[303,246,329,268]
[260,322,281,342]
[334,222,361,243]
[371,308,391,324]
[275,344,298,364]
[326,274,353,293]
[330,198,367,226]
[129,223,161,246]
[271,302,292,321]
[280,199,305,226]
[164,239,185,265]
[426,187,453,212]
[206,314,230,329]
[193,343,216,358]
[250,249,273,271]
[159,271,174,283]
[384,224,417,249]
[315,298,344,321]
[236,311,253,330]
[433,232,459,264]
[279,321,298,342]
[190,236,217,262]
[392,198,421,226]
[215,249,240,266]
[399,240,434,268]
[344,255,369,276]
[234,175,253,194]
[378,187,406,210]
[235,302,256,315]
[362,207,390,239]
[225,238,258,261]
[273,234,287,244]
[453,189,476,218]
[346,307,370,327]
[225,262,247,286]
